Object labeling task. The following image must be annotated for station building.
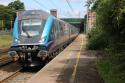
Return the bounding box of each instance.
[85,11,96,33]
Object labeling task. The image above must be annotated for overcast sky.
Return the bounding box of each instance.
[0,0,87,18]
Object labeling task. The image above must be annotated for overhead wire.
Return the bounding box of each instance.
[33,0,49,10]
[25,0,75,18]
[29,0,81,18]
[49,0,58,9]
[33,0,59,13]
[65,0,74,12]
[64,0,78,18]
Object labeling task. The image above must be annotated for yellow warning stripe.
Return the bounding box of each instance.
[71,35,84,81]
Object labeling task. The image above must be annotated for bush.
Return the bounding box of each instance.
[96,52,125,83]
[87,27,108,50]
[87,0,125,83]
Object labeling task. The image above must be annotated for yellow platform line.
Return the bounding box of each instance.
[70,35,84,82]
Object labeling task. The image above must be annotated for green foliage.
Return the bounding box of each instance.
[8,0,25,23]
[87,27,108,50]
[87,0,125,51]
[0,0,25,30]
[87,0,125,82]
[96,52,125,83]
[0,5,14,20]
[96,0,125,50]
[0,5,14,30]
[86,0,96,7]
[8,0,25,11]
[91,0,100,10]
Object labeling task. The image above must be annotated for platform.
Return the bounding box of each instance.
[27,34,103,83]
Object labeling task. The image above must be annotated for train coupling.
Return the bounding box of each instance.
[37,50,48,60]
[8,51,19,61]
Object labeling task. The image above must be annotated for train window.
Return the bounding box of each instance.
[53,20,57,38]
[59,22,64,35]
[58,22,61,34]
[63,23,69,35]
[55,21,61,38]
[21,19,44,37]
[54,19,60,39]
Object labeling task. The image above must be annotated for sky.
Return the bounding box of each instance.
[0,0,87,18]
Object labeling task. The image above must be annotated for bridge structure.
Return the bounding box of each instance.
[61,18,84,27]
[61,18,85,32]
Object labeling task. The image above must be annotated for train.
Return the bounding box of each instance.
[8,10,79,67]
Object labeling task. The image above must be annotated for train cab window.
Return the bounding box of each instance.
[21,19,44,37]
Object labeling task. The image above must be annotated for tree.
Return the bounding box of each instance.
[8,0,25,11]
[87,0,125,50]
[0,0,25,30]
[7,0,25,30]
[87,0,125,82]
[0,5,14,30]
[86,0,96,8]
[8,0,25,22]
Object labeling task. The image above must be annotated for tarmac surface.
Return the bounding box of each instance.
[27,34,104,83]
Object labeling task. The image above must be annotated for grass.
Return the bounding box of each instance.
[96,53,125,83]
[0,33,12,48]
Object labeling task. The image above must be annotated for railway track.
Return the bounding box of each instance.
[0,54,12,67]
[0,48,9,54]
[0,48,13,66]
[0,62,22,82]
[0,44,69,83]
[1,70,36,83]
[0,62,42,83]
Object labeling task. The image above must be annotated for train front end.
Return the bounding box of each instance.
[8,10,50,67]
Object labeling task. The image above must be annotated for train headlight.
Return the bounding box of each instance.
[14,38,20,43]
[15,39,18,42]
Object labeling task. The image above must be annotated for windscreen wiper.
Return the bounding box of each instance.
[22,27,31,38]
